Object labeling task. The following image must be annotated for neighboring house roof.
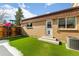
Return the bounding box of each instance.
[22,6,79,22]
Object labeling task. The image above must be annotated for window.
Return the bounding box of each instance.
[58,18,65,28]
[48,30,50,34]
[47,22,52,28]
[27,23,32,29]
[58,17,76,30]
[67,17,75,28]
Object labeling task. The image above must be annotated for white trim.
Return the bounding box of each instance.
[57,16,77,30]
[45,19,53,37]
[66,36,70,48]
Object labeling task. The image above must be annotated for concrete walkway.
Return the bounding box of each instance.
[0,45,13,56]
[0,40,23,56]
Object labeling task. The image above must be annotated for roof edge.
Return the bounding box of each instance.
[22,6,79,22]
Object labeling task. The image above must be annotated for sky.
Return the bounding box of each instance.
[0,3,72,22]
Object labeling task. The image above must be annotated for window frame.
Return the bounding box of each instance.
[58,18,66,28]
[67,17,76,28]
[47,21,52,28]
[26,22,33,29]
[58,16,77,30]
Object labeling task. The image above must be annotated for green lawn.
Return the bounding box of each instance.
[9,36,79,56]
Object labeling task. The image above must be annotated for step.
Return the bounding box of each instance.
[38,38,60,45]
[41,36,56,41]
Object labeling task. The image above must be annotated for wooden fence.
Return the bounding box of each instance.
[0,26,22,39]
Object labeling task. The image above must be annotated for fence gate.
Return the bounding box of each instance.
[0,26,22,39]
[16,27,22,36]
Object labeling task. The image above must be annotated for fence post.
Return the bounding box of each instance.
[11,27,16,37]
[0,26,4,39]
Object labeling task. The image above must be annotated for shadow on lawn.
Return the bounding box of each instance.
[8,36,28,41]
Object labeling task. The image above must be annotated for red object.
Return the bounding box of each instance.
[4,22,11,27]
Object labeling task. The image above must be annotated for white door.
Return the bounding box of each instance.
[46,19,53,37]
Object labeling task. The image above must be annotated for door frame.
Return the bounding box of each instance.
[45,19,53,37]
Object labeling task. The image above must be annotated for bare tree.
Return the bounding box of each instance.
[0,9,8,24]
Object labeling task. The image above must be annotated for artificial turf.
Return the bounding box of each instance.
[9,36,79,56]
